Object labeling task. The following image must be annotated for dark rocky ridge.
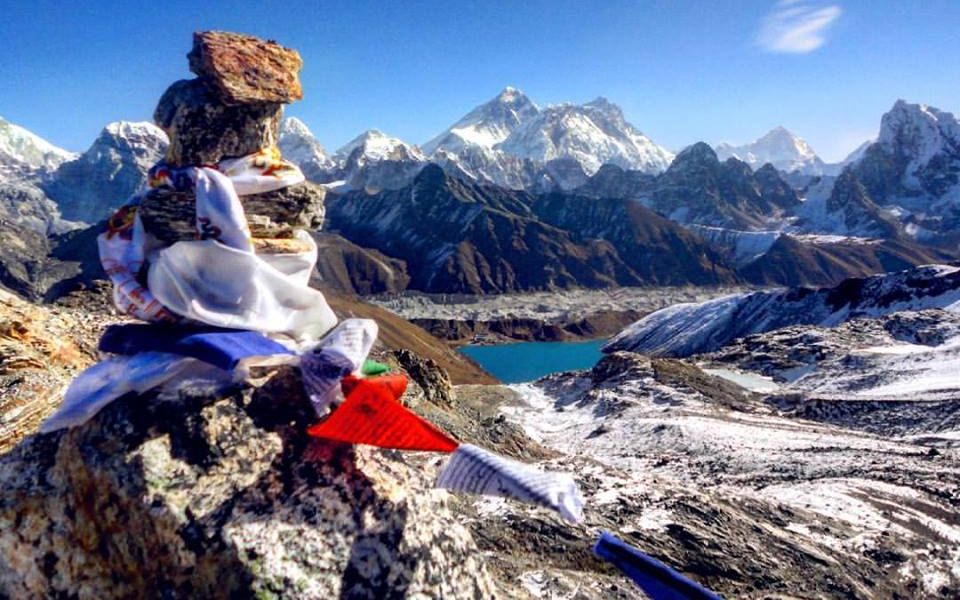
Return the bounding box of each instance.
[412,308,643,344]
[573,163,655,200]
[325,165,739,294]
[649,143,800,229]
[530,191,735,285]
[310,232,411,295]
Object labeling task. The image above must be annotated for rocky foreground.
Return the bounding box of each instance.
[1,272,959,598]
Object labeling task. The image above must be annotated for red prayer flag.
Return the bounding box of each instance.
[340,373,406,400]
[307,376,460,453]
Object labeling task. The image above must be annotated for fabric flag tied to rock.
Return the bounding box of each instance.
[300,319,379,414]
[41,319,378,433]
[307,375,459,452]
[593,531,723,600]
[306,374,584,523]
[435,443,584,523]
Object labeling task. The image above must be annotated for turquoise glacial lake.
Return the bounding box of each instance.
[459,339,606,383]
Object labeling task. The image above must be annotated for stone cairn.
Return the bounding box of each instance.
[138,31,325,254]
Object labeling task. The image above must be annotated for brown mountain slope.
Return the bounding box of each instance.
[740,234,952,287]
[325,164,738,293]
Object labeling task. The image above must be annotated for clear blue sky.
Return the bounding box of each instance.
[1,0,957,162]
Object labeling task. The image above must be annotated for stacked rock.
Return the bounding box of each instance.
[138,31,324,252]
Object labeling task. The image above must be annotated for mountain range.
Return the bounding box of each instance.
[0,94,957,298]
[280,87,675,194]
[322,164,736,294]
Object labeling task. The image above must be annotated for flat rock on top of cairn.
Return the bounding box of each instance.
[188,31,303,105]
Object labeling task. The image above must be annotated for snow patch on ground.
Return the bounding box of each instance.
[702,367,780,393]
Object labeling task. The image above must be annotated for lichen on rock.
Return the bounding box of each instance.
[0,368,498,598]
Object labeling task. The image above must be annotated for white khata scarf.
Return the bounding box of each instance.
[99,148,337,340]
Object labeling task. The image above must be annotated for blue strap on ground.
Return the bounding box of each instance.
[593,531,722,600]
[99,324,294,371]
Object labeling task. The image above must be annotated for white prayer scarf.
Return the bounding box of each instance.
[300,319,379,414]
[99,148,337,340]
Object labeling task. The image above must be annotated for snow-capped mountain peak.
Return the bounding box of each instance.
[423,88,673,177]
[495,85,527,103]
[715,126,825,175]
[278,117,330,178]
[496,98,674,175]
[336,129,425,162]
[41,120,168,224]
[0,116,77,181]
[98,121,168,152]
[581,96,622,118]
[877,99,960,172]
[279,116,316,140]
[422,87,539,155]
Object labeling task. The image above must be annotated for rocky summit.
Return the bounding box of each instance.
[0,362,498,598]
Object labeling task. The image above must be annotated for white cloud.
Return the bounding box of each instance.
[757,0,842,54]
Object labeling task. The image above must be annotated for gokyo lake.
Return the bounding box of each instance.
[459,339,606,383]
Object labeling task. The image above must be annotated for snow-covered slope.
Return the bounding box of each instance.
[715,126,828,175]
[605,264,960,357]
[278,117,331,180]
[687,225,781,266]
[0,117,77,182]
[493,347,960,596]
[705,310,960,404]
[497,97,673,175]
[423,87,539,155]
[43,121,168,223]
